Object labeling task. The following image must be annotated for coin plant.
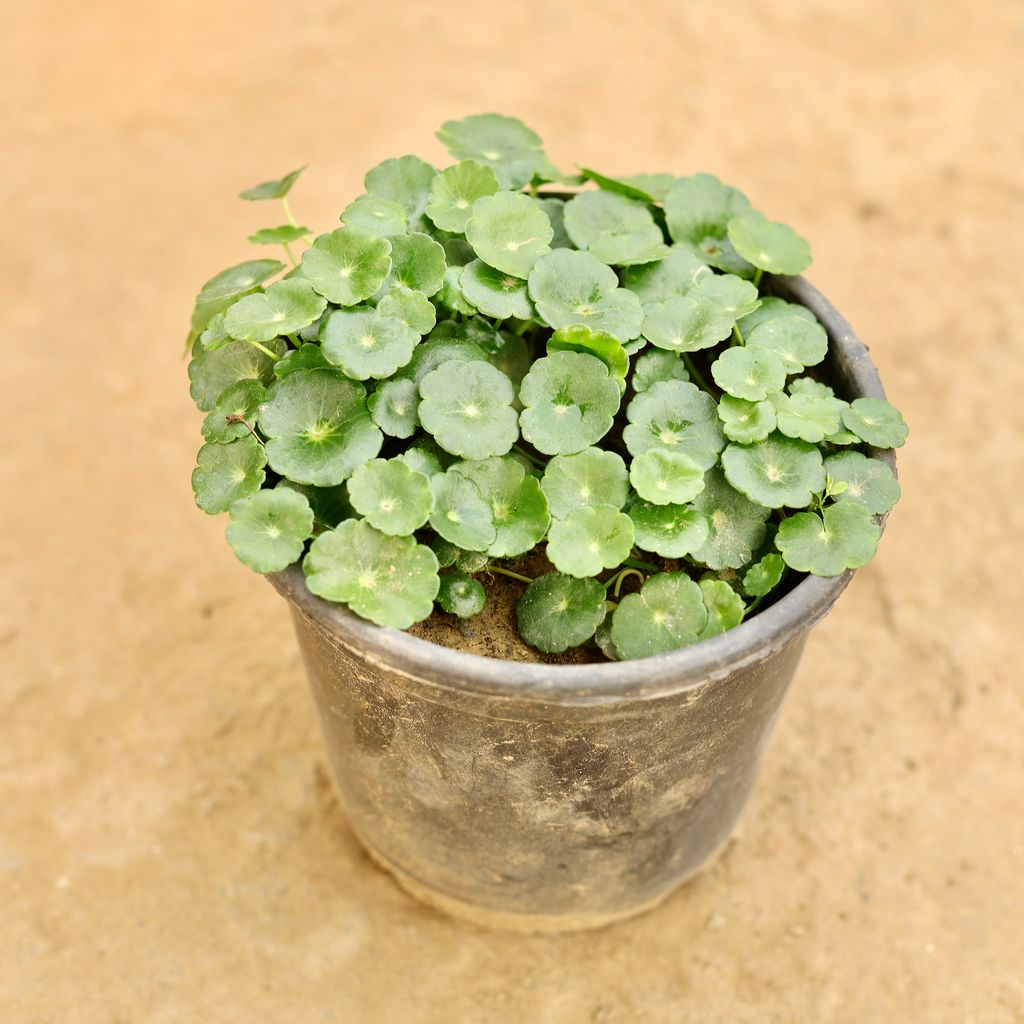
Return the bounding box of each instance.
[185,114,906,661]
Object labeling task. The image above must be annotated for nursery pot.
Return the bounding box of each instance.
[269,275,895,932]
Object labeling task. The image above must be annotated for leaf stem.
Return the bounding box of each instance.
[488,565,534,585]
[612,568,646,597]
[682,353,715,395]
[731,324,745,347]
[281,197,298,228]
[514,320,532,336]
[282,241,297,267]
[225,415,263,444]
[243,338,280,359]
[753,268,764,289]
[287,333,301,348]
[512,444,547,469]
[623,555,661,573]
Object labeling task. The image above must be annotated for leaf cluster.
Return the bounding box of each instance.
[185,115,906,657]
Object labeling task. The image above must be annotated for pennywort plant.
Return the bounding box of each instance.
[186,114,906,660]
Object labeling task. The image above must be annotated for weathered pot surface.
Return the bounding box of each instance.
[269,275,895,931]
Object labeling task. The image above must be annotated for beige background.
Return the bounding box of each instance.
[4,1,1023,1020]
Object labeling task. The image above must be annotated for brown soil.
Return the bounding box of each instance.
[4,2,1024,1021]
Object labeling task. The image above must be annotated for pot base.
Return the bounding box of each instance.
[357,822,741,934]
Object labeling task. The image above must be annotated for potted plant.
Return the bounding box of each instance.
[185,114,906,931]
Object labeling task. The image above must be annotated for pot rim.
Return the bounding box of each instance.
[270,274,895,702]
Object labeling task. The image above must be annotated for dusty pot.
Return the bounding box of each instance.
[269,276,895,932]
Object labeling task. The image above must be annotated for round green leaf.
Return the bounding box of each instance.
[770,391,841,443]
[690,273,761,320]
[722,434,826,509]
[711,346,788,401]
[578,167,671,203]
[621,245,711,304]
[623,380,725,468]
[192,436,267,514]
[376,287,437,335]
[418,360,519,459]
[426,160,501,232]
[691,466,771,570]
[632,350,690,393]
[196,259,285,307]
[437,114,548,190]
[627,498,709,558]
[396,444,444,478]
[397,333,489,384]
[368,377,420,438]
[276,479,353,530]
[274,343,329,379]
[226,488,313,573]
[386,232,447,296]
[516,573,607,653]
[300,228,392,305]
[455,549,489,573]
[460,259,534,319]
[547,325,629,389]
[823,451,901,514]
[718,394,777,444]
[664,174,750,245]
[434,265,478,316]
[224,279,327,343]
[465,191,553,278]
[747,314,828,372]
[188,337,285,411]
[698,579,746,639]
[519,351,621,455]
[201,380,267,443]
[528,249,644,341]
[341,194,408,237]
[239,167,305,201]
[452,457,551,557]
[541,447,629,519]
[630,449,706,505]
[738,296,816,336]
[304,519,439,627]
[743,552,786,598]
[437,572,486,618]
[641,295,734,353]
[428,469,496,551]
[320,307,419,381]
[534,197,572,248]
[610,573,708,659]
[248,224,310,245]
[346,458,434,535]
[727,211,811,275]
[563,191,668,266]
[777,503,880,577]
[258,367,382,486]
[546,504,634,578]
[198,311,231,351]
[841,398,909,449]
[429,535,459,567]
[364,154,437,223]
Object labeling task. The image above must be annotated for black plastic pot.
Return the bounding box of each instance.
[269,275,895,931]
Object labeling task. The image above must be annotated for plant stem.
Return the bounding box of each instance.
[753,268,764,288]
[682,353,715,395]
[282,241,297,267]
[225,415,262,443]
[612,568,646,598]
[623,555,661,573]
[512,444,547,469]
[731,324,745,347]
[244,338,280,359]
[281,197,298,228]
[488,565,534,585]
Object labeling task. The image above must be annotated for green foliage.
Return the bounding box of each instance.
[519,351,620,455]
[776,502,881,577]
[184,117,905,660]
[465,191,553,278]
[226,489,313,573]
[437,572,486,618]
[418,360,519,459]
[546,504,634,577]
[517,573,607,653]
[304,519,440,627]
[611,573,708,659]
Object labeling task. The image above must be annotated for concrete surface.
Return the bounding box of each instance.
[3,1,1023,1020]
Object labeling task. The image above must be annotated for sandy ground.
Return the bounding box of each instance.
[3,1,1023,1020]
